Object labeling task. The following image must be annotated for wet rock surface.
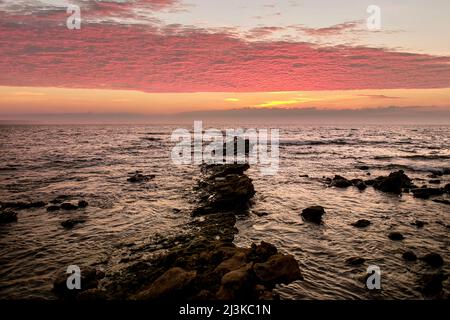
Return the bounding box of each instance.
[372,170,415,194]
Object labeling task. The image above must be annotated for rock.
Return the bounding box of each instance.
[46,205,60,212]
[402,251,417,261]
[60,202,78,210]
[388,232,404,241]
[351,219,371,228]
[444,183,450,192]
[420,253,444,267]
[429,179,441,184]
[432,199,450,205]
[356,165,370,170]
[53,267,104,299]
[411,188,444,199]
[373,170,414,194]
[201,163,250,178]
[330,175,352,188]
[301,206,325,224]
[0,210,18,223]
[214,251,247,274]
[247,241,278,262]
[218,264,252,297]
[365,179,375,186]
[299,174,309,178]
[77,200,88,208]
[419,272,447,296]
[127,172,155,183]
[346,257,366,266]
[253,254,302,285]
[132,267,197,300]
[61,219,86,229]
[355,180,367,191]
[0,201,46,210]
[411,220,428,228]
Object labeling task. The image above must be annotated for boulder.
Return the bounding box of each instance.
[0,210,18,223]
[253,254,302,284]
[373,170,414,194]
[330,175,352,188]
[420,253,444,267]
[351,219,371,228]
[411,188,444,199]
[46,205,60,212]
[60,202,78,210]
[301,206,325,224]
[132,267,197,300]
[77,200,88,208]
[346,257,366,266]
[61,219,86,229]
[402,251,417,261]
[388,232,404,241]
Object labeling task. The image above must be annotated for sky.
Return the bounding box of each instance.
[0,0,450,117]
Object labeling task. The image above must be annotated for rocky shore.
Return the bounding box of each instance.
[52,163,302,300]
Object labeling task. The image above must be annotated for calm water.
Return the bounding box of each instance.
[0,124,449,299]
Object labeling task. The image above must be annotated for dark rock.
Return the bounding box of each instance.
[60,202,78,210]
[444,183,450,192]
[301,206,325,224]
[432,199,450,205]
[61,219,86,229]
[411,220,428,228]
[299,174,309,178]
[420,253,444,267]
[0,210,18,223]
[388,232,404,241]
[355,180,367,191]
[411,188,444,199]
[330,175,352,188]
[419,272,447,296]
[77,200,88,208]
[127,172,155,183]
[46,205,60,212]
[247,241,278,262]
[365,179,375,186]
[356,165,370,170]
[253,254,303,284]
[132,267,197,300]
[53,267,104,299]
[254,211,269,217]
[351,219,371,228]
[346,257,366,266]
[217,264,253,299]
[402,251,417,261]
[429,179,441,184]
[0,201,47,210]
[373,170,414,194]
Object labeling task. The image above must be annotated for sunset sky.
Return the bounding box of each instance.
[1,0,450,115]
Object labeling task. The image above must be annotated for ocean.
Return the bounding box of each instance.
[0,124,449,299]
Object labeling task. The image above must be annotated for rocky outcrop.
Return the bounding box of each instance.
[193,164,255,215]
[301,206,325,224]
[372,170,415,194]
[54,163,302,301]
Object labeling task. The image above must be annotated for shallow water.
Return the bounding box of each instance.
[0,124,449,299]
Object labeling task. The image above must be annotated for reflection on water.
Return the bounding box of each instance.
[0,124,449,299]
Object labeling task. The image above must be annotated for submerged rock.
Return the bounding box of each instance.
[429,179,441,184]
[127,172,155,183]
[78,200,89,208]
[444,183,450,192]
[388,232,404,241]
[46,205,60,212]
[61,218,86,229]
[420,253,444,267]
[0,201,47,210]
[411,220,428,228]
[419,272,448,297]
[0,210,18,223]
[60,202,78,210]
[432,199,450,205]
[411,187,444,199]
[402,251,417,261]
[351,219,371,228]
[346,257,366,266]
[132,267,197,300]
[373,170,414,194]
[330,175,352,188]
[301,206,325,224]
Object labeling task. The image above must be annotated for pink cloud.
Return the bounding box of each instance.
[0,13,450,93]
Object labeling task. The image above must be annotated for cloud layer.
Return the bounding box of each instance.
[1,6,450,93]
